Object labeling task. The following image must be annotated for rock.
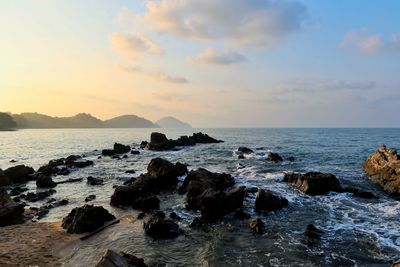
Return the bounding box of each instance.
[36,175,57,188]
[190,132,222,144]
[0,189,24,227]
[58,199,69,206]
[179,168,235,210]
[391,262,400,267]
[62,205,116,234]
[145,132,175,151]
[169,212,181,220]
[140,141,148,149]
[143,212,182,239]
[96,249,148,267]
[238,147,254,154]
[199,187,245,222]
[342,187,377,199]
[102,149,115,156]
[68,160,94,168]
[249,217,264,234]
[87,176,104,186]
[0,169,11,187]
[175,162,188,176]
[131,150,140,155]
[137,212,146,220]
[114,143,131,154]
[112,155,121,160]
[266,152,283,163]
[147,158,180,188]
[9,160,17,163]
[255,189,288,212]
[134,195,160,212]
[283,172,341,195]
[363,145,400,195]
[122,155,128,159]
[9,186,28,196]
[234,209,250,220]
[125,170,136,174]
[85,195,96,202]
[304,224,324,245]
[189,218,210,230]
[24,189,56,202]
[245,187,259,194]
[238,154,245,159]
[287,156,296,161]
[3,165,35,184]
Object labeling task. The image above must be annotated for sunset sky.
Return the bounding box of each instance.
[1,0,399,127]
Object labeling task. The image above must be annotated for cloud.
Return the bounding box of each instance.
[137,0,307,48]
[117,64,188,84]
[153,91,191,101]
[188,48,247,65]
[109,32,162,60]
[341,29,400,54]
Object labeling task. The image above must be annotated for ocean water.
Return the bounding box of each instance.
[1,128,399,266]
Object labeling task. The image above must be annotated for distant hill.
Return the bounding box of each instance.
[10,112,158,129]
[156,116,192,128]
[0,112,17,130]
[104,115,157,128]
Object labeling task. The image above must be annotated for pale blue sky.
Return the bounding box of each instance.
[1,0,399,127]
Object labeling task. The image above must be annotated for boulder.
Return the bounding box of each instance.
[4,165,35,184]
[62,205,116,234]
[363,145,400,195]
[131,150,140,155]
[87,176,104,186]
[67,160,94,168]
[147,158,180,188]
[0,189,24,227]
[36,174,57,188]
[96,249,147,267]
[238,147,254,154]
[283,172,341,195]
[342,187,377,199]
[249,217,264,234]
[190,132,222,144]
[24,189,56,202]
[179,168,235,210]
[113,143,131,154]
[266,152,283,163]
[0,169,11,187]
[9,186,28,196]
[255,189,288,212]
[85,195,96,202]
[175,162,188,176]
[304,224,324,246]
[143,212,182,239]
[134,195,160,212]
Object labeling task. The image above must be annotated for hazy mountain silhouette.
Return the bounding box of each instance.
[0,112,17,130]
[103,115,157,128]
[156,116,192,128]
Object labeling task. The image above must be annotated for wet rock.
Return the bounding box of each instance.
[9,160,17,163]
[24,189,56,202]
[0,189,25,227]
[36,174,56,188]
[147,158,180,188]
[143,212,182,239]
[68,160,94,168]
[134,195,160,212]
[238,154,245,160]
[3,165,35,184]
[266,152,283,163]
[125,170,136,174]
[112,155,121,160]
[62,204,116,234]
[342,187,377,199]
[175,162,188,176]
[122,155,128,159]
[9,186,28,196]
[114,143,131,154]
[169,212,181,220]
[140,141,148,149]
[131,150,140,155]
[58,199,69,206]
[145,132,175,151]
[234,209,250,220]
[391,262,400,267]
[179,168,235,210]
[245,187,259,194]
[255,189,288,212]
[0,169,11,187]
[189,218,210,231]
[304,224,324,246]
[283,172,341,195]
[238,147,254,154]
[199,187,245,222]
[190,132,222,144]
[363,145,400,195]
[102,149,115,156]
[96,249,148,267]
[137,212,146,220]
[87,176,104,186]
[85,194,96,202]
[249,217,264,234]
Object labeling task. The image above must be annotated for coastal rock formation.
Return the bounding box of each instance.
[3,165,35,184]
[143,132,223,151]
[143,212,182,239]
[0,189,24,227]
[304,224,324,246]
[110,158,184,210]
[284,172,341,195]
[96,250,148,267]
[363,145,400,195]
[62,205,116,233]
[102,143,131,156]
[255,189,289,212]
[249,217,264,234]
[178,168,235,210]
[37,155,92,177]
[87,176,104,186]
[238,147,254,154]
[0,169,10,187]
[36,174,57,188]
[266,152,283,163]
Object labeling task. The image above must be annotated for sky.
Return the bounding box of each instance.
[1,0,399,128]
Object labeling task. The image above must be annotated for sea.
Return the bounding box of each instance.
[0,128,399,266]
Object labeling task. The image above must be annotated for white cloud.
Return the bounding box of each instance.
[137,0,307,48]
[341,29,400,54]
[117,64,188,84]
[188,48,247,65]
[109,32,162,60]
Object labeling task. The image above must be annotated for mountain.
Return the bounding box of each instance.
[156,116,192,128]
[0,112,17,130]
[104,115,157,128]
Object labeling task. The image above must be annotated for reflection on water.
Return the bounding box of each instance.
[1,128,400,266]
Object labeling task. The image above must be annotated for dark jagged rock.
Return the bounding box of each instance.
[0,189,24,227]
[255,189,288,212]
[3,165,35,184]
[9,186,28,196]
[238,154,245,159]
[245,187,259,194]
[304,224,324,246]
[143,132,223,151]
[179,168,235,210]
[59,199,69,206]
[125,170,136,174]
[87,176,104,186]
[283,172,341,195]
[102,149,115,156]
[131,150,140,155]
[199,187,245,222]
[85,194,96,202]
[143,212,182,239]
[134,195,160,212]
[175,162,188,176]
[266,152,283,163]
[342,187,377,199]
[24,189,56,202]
[234,209,250,220]
[68,160,94,168]
[62,205,116,234]
[169,212,181,220]
[0,169,11,187]
[137,212,146,220]
[36,174,57,188]
[147,158,180,188]
[363,145,400,195]
[249,217,264,234]
[96,249,148,267]
[114,143,131,154]
[122,155,128,159]
[238,147,254,154]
